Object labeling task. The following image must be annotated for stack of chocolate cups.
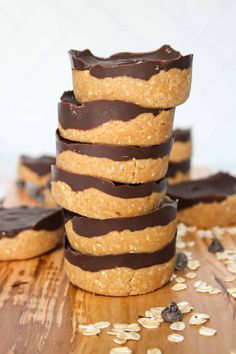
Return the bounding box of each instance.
[51,45,193,296]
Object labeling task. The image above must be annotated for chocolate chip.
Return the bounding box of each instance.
[208,237,224,253]
[161,302,182,323]
[175,252,188,270]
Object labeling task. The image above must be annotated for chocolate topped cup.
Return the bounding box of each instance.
[168,128,192,184]
[65,197,177,256]
[56,130,173,184]
[58,91,175,145]
[69,45,193,108]
[0,207,64,261]
[51,166,167,219]
[18,155,55,187]
[64,234,176,296]
[168,172,236,228]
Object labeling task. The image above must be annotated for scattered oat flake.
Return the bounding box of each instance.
[138,318,160,329]
[175,277,186,283]
[209,288,222,294]
[197,230,213,239]
[94,321,111,329]
[145,310,154,318]
[224,275,236,282]
[228,287,236,298]
[177,301,193,314]
[147,349,162,354]
[123,323,141,332]
[170,321,185,331]
[187,241,195,247]
[168,333,184,343]
[186,272,197,279]
[107,329,125,335]
[113,337,127,345]
[123,332,141,341]
[81,326,100,336]
[227,263,236,274]
[199,326,217,336]
[114,323,129,330]
[110,347,132,354]
[188,259,201,270]
[176,241,186,249]
[172,283,187,291]
[189,313,209,325]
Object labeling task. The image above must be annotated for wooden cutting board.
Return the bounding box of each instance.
[0,180,235,354]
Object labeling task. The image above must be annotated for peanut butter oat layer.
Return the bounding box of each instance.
[64,236,176,296]
[18,155,55,187]
[170,128,192,162]
[69,45,193,108]
[51,166,167,219]
[0,207,64,261]
[168,159,191,185]
[58,91,175,145]
[65,197,177,255]
[56,130,173,184]
[168,172,236,228]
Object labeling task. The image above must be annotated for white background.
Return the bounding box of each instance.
[0,0,236,195]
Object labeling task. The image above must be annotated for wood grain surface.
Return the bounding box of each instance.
[0,181,236,354]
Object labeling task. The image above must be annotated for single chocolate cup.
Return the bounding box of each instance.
[56,130,173,184]
[65,197,177,255]
[0,207,64,261]
[58,91,175,145]
[168,172,236,228]
[51,166,167,219]
[69,45,193,108]
[64,236,176,296]
[18,155,55,187]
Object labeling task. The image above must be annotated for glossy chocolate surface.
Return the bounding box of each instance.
[59,91,173,130]
[0,207,63,238]
[52,166,167,199]
[65,198,177,237]
[20,155,55,176]
[56,130,173,161]
[69,45,193,80]
[168,172,236,210]
[64,235,176,271]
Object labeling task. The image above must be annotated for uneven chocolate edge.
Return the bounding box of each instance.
[69,47,193,80]
[64,198,177,237]
[56,130,173,161]
[51,166,167,199]
[0,207,63,238]
[20,155,56,176]
[168,172,236,210]
[59,91,173,131]
[168,159,191,178]
[174,128,191,142]
[64,234,176,271]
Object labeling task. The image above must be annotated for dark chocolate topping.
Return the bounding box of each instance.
[0,207,63,238]
[64,234,176,271]
[168,172,236,210]
[20,155,56,176]
[69,45,193,80]
[52,166,167,199]
[174,128,191,142]
[59,91,173,131]
[168,159,191,178]
[65,198,177,237]
[56,130,173,161]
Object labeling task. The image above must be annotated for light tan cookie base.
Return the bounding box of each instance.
[52,181,163,219]
[168,172,190,185]
[170,140,192,162]
[66,219,176,255]
[56,151,169,184]
[64,257,175,296]
[0,227,64,261]
[72,68,192,108]
[58,109,174,145]
[18,164,51,187]
[177,195,236,228]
